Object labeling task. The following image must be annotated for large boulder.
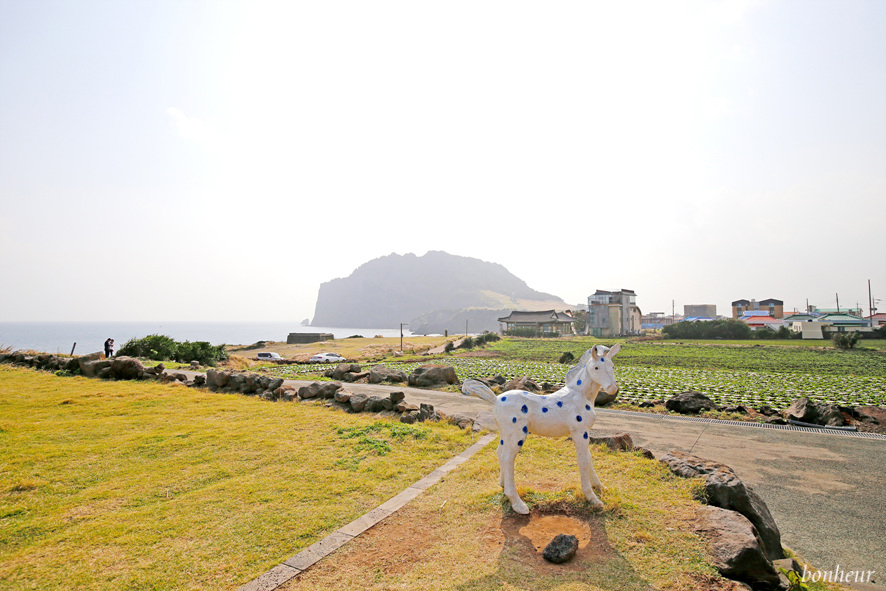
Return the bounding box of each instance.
[588,431,633,451]
[542,534,579,564]
[595,388,619,407]
[408,365,458,388]
[206,369,229,389]
[783,397,844,427]
[854,405,885,425]
[660,451,784,561]
[298,382,342,400]
[695,506,783,590]
[349,393,369,412]
[665,391,719,414]
[109,356,146,380]
[80,358,113,378]
[503,376,541,393]
[369,365,407,384]
[329,363,362,381]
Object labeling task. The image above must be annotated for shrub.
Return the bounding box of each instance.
[175,341,228,366]
[473,332,501,346]
[117,335,228,365]
[444,341,455,353]
[832,332,861,350]
[458,336,475,349]
[118,334,177,361]
[662,319,753,340]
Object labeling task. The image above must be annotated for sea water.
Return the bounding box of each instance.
[0,322,414,356]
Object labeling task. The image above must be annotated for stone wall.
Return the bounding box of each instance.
[286,333,334,344]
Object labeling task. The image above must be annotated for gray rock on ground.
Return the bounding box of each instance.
[695,505,783,590]
[503,376,541,393]
[369,365,407,384]
[595,388,618,407]
[587,431,633,451]
[665,391,720,414]
[408,365,459,387]
[783,397,845,427]
[298,382,342,400]
[542,534,579,564]
[660,451,784,561]
[109,356,146,380]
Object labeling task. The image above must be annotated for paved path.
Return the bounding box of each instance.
[174,370,885,588]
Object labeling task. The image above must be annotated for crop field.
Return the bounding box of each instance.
[273,338,886,410]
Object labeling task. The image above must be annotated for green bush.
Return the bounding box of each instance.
[458,336,475,349]
[662,319,753,340]
[474,332,501,345]
[118,334,177,361]
[175,341,228,366]
[832,332,861,350]
[117,335,228,366]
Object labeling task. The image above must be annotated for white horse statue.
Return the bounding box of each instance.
[462,344,621,515]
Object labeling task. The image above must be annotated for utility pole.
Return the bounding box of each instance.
[869,280,875,326]
[400,323,408,353]
[836,293,840,312]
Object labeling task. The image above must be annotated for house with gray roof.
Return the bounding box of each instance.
[498,310,575,337]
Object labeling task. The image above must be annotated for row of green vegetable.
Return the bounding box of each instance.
[271,354,886,410]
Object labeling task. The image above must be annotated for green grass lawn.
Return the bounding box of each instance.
[0,366,474,590]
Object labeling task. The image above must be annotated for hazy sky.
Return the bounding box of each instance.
[1,0,884,324]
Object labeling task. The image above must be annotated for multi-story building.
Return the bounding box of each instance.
[587,289,641,337]
[683,304,717,319]
[732,298,783,319]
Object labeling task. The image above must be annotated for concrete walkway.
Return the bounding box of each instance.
[172,370,885,589]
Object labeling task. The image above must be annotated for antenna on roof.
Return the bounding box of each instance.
[836,293,840,312]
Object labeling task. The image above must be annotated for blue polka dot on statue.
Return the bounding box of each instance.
[521,404,528,413]
[557,401,563,407]
[586,404,591,411]
[583,432,588,439]
[542,407,548,413]
[501,396,507,402]
[577,379,582,385]
[522,426,528,433]
[518,440,524,446]
[500,440,504,445]
[576,415,583,422]
[512,417,517,423]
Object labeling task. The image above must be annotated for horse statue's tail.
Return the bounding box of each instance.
[462,379,497,404]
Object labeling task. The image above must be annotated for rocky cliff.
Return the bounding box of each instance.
[311,251,566,332]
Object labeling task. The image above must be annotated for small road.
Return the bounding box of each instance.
[171,370,886,587]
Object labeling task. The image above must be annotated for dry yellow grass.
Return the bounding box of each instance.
[0,365,474,590]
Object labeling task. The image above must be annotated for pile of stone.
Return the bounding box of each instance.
[407,364,459,388]
[321,363,408,385]
[0,352,172,382]
[205,369,290,400]
[660,391,885,432]
[661,451,789,590]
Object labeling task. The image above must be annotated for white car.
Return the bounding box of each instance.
[256,352,283,361]
[310,352,346,363]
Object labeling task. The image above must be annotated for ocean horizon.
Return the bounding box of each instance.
[0,322,416,356]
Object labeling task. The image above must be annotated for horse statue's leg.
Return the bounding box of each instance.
[571,430,604,508]
[497,434,530,515]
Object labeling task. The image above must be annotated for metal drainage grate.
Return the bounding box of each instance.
[595,408,886,440]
